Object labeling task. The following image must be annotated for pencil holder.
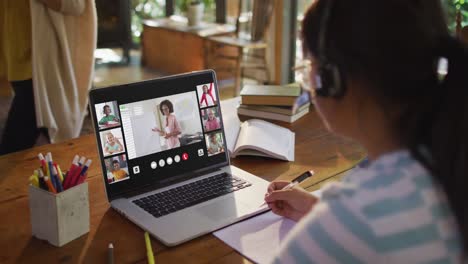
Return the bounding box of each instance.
[28,182,90,247]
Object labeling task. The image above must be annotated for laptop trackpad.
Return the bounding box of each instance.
[196,197,249,222]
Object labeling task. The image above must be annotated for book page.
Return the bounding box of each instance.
[234,119,294,161]
[220,98,242,154]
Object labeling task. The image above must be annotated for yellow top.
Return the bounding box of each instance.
[112,169,128,181]
[0,0,32,81]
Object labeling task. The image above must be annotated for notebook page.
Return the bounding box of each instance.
[213,190,321,263]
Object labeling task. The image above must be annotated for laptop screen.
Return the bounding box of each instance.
[89,70,229,200]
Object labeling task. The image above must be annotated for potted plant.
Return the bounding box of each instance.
[185,0,204,26]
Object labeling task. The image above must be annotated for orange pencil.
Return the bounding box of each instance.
[44,176,57,194]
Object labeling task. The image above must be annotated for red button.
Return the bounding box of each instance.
[182,153,189,160]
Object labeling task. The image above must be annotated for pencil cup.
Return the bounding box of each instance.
[28,182,90,247]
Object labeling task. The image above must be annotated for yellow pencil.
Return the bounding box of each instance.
[144,232,155,264]
[56,164,64,182]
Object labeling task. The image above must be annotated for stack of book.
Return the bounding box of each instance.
[237,83,310,123]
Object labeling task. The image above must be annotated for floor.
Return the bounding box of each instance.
[0,48,237,144]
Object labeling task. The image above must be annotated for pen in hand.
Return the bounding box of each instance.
[261,170,315,207]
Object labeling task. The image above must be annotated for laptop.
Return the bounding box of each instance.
[89,70,270,246]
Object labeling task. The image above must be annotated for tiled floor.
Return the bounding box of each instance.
[0,48,237,143]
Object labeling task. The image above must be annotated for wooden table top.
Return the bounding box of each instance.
[0,106,366,263]
[143,16,236,38]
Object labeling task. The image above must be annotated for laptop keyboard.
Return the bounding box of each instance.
[132,173,252,218]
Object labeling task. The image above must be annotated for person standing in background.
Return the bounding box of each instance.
[0,0,97,155]
[0,0,38,154]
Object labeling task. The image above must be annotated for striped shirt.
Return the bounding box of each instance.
[271,150,462,263]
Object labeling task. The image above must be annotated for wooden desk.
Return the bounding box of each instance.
[141,17,235,74]
[0,103,366,263]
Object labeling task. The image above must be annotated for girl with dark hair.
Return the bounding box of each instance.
[264,0,467,262]
[152,100,182,149]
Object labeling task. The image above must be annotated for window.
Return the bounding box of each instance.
[295,0,315,82]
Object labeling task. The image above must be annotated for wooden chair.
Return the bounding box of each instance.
[456,10,468,46]
[460,26,468,45]
[207,0,274,95]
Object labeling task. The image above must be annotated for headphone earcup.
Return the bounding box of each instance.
[316,63,345,97]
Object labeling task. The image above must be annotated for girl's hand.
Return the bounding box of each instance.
[264,181,319,221]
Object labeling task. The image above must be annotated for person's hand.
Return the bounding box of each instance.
[164,133,171,139]
[152,128,165,136]
[264,181,319,221]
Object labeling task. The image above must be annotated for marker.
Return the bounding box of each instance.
[71,159,92,187]
[54,163,64,182]
[37,169,47,190]
[78,156,86,167]
[29,175,39,188]
[38,153,48,176]
[108,243,114,264]
[68,155,80,173]
[38,153,47,174]
[52,166,63,192]
[63,156,80,189]
[144,232,155,264]
[46,153,57,189]
[44,176,57,194]
[76,173,88,185]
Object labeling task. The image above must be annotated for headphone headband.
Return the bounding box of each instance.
[318,0,333,64]
[315,0,346,98]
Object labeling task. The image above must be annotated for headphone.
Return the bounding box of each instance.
[315,0,346,97]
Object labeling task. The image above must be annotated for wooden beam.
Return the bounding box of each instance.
[273,0,297,85]
[166,0,174,17]
[215,0,226,23]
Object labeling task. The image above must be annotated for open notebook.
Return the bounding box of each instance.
[221,98,295,162]
[231,119,295,161]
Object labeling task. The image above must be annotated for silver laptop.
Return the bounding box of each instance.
[89,70,269,246]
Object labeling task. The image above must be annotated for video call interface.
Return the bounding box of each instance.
[94,82,226,186]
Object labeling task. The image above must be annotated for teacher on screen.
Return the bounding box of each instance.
[152,100,181,149]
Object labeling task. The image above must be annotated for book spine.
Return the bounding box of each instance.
[241,96,297,107]
[237,108,290,123]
